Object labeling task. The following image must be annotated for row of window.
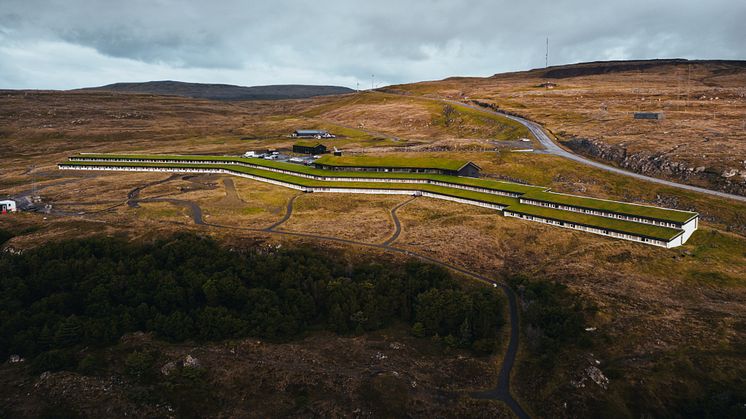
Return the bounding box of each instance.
[519,199,681,228]
[505,211,670,247]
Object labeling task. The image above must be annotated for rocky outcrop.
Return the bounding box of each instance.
[560,137,746,197]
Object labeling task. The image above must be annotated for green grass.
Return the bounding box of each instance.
[70,154,546,194]
[314,155,471,171]
[293,140,325,148]
[521,191,698,224]
[504,203,684,241]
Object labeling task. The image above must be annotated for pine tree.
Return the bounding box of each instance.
[55,316,83,347]
[458,318,472,347]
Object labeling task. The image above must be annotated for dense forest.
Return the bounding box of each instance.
[0,233,504,371]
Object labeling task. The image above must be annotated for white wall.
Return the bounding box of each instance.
[0,200,16,213]
[504,211,678,248]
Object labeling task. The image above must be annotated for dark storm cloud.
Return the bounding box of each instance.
[1,0,744,89]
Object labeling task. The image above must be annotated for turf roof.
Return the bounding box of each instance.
[59,161,520,207]
[69,154,545,194]
[61,158,689,242]
[293,141,326,148]
[504,203,684,241]
[314,155,472,171]
[520,191,697,224]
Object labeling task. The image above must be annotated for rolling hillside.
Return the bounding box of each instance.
[76,81,355,101]
[385,59,746,196]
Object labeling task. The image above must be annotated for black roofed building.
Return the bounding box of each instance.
[634,112,664,120]
[293,141,327,155]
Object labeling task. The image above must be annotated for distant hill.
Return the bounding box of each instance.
[75,81,355,101]
[504,58,746,79]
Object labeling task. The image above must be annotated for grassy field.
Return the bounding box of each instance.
[313,154,470,170]
[2,82,745,417]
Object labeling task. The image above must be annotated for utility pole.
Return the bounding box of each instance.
[356,81,359,92]
[685,64,691,110]
[545,37,549,68]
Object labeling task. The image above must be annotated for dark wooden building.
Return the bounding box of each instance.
[293,141,327,155]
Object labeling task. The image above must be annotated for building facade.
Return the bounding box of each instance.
[293,142,327,155]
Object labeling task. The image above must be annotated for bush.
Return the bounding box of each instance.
[78,353,106,375]
[124,350,158,382]
[411,322,425,338]
[31,350,76,374]
[509,275,595,361]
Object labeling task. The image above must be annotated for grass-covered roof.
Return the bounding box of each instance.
[314,155,473,171]
[520,191,697,224]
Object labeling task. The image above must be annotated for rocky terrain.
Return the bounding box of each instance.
[560,137,746,196]
[1,330,511,418]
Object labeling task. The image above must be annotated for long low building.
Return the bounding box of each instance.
[60,154,700,248]
[69,154,544,197]
[59,162,519,210]
[518,190,698,243]
[313,155,482,177]
[504,204,687,248]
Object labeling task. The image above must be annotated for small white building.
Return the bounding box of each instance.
[0,200,16,213]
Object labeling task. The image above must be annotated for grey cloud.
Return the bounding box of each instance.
[1,0,745,89]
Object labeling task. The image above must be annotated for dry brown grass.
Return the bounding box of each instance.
[280,193,405,243]
[1,80,745,416]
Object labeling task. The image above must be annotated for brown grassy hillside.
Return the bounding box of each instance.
[385,59,746,195]
[1,73,745,417]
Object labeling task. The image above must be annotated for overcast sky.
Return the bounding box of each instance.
[1,0,744,90]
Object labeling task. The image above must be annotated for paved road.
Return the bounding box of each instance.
[382,196,417,246]
[127,174,182,208]
[264,194,302,231]
[448,99,746,203]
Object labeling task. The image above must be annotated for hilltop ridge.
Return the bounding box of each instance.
[75,80,355,101]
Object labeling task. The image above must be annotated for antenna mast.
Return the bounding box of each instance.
[545,37,549,68]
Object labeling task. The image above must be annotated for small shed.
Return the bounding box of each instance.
[293,141,327,155]
[634,112,664,120]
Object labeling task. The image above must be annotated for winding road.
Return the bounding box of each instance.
[264,194,302,231]
[447,99,746,203]
[382,196,417,246]
[127,180,529,418]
